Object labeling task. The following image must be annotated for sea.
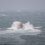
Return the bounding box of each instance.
[0,11,45,45]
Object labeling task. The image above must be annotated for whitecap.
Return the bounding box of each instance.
[0,21,42,35]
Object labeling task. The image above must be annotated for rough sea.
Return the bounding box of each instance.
[0,11,45,45]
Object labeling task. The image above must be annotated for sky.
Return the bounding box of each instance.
[0,0,45,11]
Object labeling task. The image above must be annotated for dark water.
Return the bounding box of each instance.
[0,11,45,45]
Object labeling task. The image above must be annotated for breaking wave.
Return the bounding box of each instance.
[0,21,42,35]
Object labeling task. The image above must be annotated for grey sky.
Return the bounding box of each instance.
[0,0,45,11]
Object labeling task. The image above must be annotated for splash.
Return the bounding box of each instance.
[7,21,41,35]
[0,21,41,35]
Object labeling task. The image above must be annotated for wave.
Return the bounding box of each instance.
[0,21,42,35]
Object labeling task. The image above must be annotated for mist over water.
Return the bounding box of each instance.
[0,0,45,44]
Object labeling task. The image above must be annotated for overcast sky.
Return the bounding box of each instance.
[0,0,45,11]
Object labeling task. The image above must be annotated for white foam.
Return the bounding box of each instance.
[0,21,41,35]
[0,14,7,17]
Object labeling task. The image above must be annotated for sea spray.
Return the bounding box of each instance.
[0,21,41,35]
